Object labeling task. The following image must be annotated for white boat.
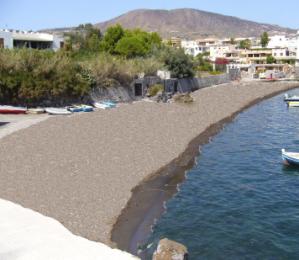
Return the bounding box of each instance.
[284,94,299,102]
[282,149,299,166]
[45,108,72,115]
[93,102,111,110]
[27,108,45,114]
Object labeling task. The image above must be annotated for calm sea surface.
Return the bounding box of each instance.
[145,88,299,259]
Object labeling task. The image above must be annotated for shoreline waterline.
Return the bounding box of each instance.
[111,82,299,256]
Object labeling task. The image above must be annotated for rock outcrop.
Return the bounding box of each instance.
[153,238,188,260]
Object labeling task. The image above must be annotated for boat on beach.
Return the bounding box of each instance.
[281,149,299,166]
[81,105,93,112]
[67,106,84,113]
[27,108,45,114]
[0,105,27,114]
[67,105,94,112]
[45,108,72,115]
[284,94,299,102]
[93,101,116,110]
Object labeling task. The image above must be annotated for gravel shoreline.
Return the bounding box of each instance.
[0,81,298,252]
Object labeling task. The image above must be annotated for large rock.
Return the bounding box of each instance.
[153,238,188,260]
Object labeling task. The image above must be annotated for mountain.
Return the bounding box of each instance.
[94,8,295,39]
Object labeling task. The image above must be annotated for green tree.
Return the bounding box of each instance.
[115,36,147,58]
[163,48,194,78]
[239,39,251,49]
[194,53,213,72]
[266,55,276,64]
[261,32,270,48]
[100,24,125,54]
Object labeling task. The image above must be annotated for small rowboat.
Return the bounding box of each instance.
[67,106,84,113]
[284,94,299,102]
[93,101,116,110]
[67,105,93,112]
[45,108,72,115]
[81,105,93,112]
[0,105,27,114]
[27,108,45,114]
[282,149,299,166]
[287,101,299,107]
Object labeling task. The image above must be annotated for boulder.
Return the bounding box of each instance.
[153,238,188,260]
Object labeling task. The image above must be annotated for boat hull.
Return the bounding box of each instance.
[281,149,299,166]
[45,108,72,115]
[0,106,27,114]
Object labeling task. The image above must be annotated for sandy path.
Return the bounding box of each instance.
[0,81,298,246]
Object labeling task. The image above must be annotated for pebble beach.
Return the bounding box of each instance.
[0,80,298,250]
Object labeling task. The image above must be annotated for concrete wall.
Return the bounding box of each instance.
[0,31,13,48]
[177,74,231,93]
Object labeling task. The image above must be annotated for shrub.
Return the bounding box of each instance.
[0,49,89,105]
[161,48,194,78]
[148,84,163,97]
[173,93,194,103]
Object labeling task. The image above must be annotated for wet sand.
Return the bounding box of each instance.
[0,81,298,253]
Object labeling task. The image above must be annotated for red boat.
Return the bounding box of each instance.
[0,106,27,114]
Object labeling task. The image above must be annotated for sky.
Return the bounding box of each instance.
[0,0,299,31]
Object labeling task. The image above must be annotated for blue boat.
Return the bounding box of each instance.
[281,149,299,166]
[81,105,93,112]
[67,106,83,113]
[103,101,116,108]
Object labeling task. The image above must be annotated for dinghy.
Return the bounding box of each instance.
[281,149,299,166]
[67,106,83,113]
[81,105,93,112]
[287,101,299,107]
[45,108,72,115]
[27,108,45,114]
[284,94,299,102]
[0,105,27,114]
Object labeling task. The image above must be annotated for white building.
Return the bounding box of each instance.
[0,29,64,51]
[272,47,296,61]
[181,40,206,57]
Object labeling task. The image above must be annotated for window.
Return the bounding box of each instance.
[0,38,4,48]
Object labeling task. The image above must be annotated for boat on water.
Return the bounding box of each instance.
[45,108,72,115]
[287,101,299,107]
[281,149,299,166]
[0,105,27,114]
[284,94,299,102]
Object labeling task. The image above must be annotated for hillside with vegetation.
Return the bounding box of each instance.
[0,24,197,106]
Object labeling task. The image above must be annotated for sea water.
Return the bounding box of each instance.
[145,89,299,259]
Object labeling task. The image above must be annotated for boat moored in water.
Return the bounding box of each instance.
[281,149,299,166]
[0,105,27,114]
[284,94,299,102]
[287,101,299,107]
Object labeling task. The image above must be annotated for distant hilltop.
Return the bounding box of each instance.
[42,8,296,39]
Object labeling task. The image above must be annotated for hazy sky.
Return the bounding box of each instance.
[0,0,298,31]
